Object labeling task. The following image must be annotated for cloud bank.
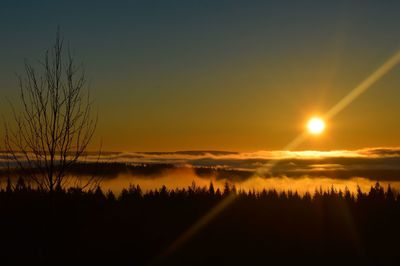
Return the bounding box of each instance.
[85,147,400,181]
[3,147,400,181]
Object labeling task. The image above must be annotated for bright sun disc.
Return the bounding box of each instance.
[307,117,325,135]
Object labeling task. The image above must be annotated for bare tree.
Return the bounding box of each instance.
[4,30,97,192]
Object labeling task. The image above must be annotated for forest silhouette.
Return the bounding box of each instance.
[1,179,400,265]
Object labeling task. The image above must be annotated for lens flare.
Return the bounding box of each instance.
[154,49,400,264]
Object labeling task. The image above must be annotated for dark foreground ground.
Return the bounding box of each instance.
[1,182,400,266]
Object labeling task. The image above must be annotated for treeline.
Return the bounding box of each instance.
[1,177,398,203]
[1,180,400,265]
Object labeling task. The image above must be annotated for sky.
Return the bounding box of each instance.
[1,0,400,152]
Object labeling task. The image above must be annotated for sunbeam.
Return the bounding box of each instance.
[325,49,400,120]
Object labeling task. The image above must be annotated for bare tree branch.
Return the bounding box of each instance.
[4,29,99,192]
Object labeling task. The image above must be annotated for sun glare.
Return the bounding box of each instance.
[307,117,325,135]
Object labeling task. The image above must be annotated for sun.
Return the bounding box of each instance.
[307,117,325,135]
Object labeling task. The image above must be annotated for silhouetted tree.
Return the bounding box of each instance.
[223,181,231,196]
[4,29,97,192]
[369,182,384,200]
[215,188,222,197]
[94,186,106,201]
[209,182,215,196]
[160,185,168,198]
[231,184,237,195]
[106,190,116,201]
[386,184,395,202]
[15,177,27,192]
[5,177,12,194]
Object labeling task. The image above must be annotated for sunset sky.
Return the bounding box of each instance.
[1,0,400,152]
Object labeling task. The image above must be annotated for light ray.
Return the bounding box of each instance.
[325,49,400,119]
[150,194,237,265]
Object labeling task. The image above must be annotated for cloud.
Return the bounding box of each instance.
[2,147,400,181]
